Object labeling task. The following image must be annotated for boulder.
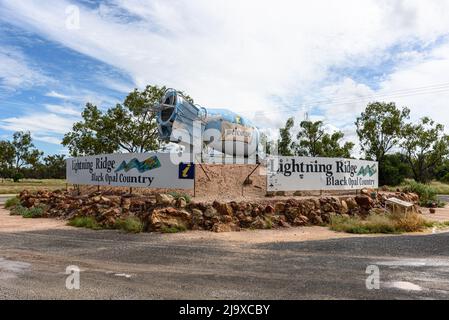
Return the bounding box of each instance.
[213,201,233,216]
[355,195,373,209]
[265,205,275,214]
[149,207,191,231]
[340,200,349,214]
[204,206,218,218]
[176,197,187,208]
[156,194,175,206]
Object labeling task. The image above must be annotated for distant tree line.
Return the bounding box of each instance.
[274,101,449,186]
[0,132,65,181]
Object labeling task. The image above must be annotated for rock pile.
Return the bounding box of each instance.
[17,189,420,233]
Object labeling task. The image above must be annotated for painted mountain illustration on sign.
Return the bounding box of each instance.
[357,164,377,177]
[115,156,161,173]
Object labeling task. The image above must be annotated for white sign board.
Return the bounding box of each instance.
[267,156,378,191]
[67,153,195,189]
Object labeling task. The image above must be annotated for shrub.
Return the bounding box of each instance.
[330,211,430,234]
[10,205,28,216]
[114,217,143,233]
[12,172,24,182]
[12,204,47,218]
[168,192,191,204]
[380,153,411,186]
[68,216,103,230]
[401,180,438,206]
[4,197,20,209]
[440,173,449,184]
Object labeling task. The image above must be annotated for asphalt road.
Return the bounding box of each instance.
[1,223,449,300]
[0,195,14,204]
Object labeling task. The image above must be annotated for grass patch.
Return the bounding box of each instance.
[429,221,449,229]
[68,216,103,230]
[0,179,66,194]
[160,225,187,233]
[68,216,143,233]
[168,192,191,204]
[114,217,143,233]
[330,211,431,234]
[429,181,449,195]
[4,196,20,209]
[10,204,46,218]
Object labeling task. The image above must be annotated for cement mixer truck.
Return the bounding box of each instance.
[154,89,260,163]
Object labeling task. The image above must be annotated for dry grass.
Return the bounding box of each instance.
[329,211,433,234]
[430,181,449,195]
[0,179,67,194]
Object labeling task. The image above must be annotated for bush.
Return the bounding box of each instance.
[11,204,46,218]
[168,192,191,204]
[10,205,28,216]
[114,217,143,233]
[22,206,46,218]
[440,173,449,184]
[401,180,438,206]
[330,211,430,234]
[12,172,24,182]
[4,197,20,209]
[68,216,103,230]
[380,153,411,186]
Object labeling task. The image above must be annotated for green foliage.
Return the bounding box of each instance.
[429,181,449,195]
[114,217,143,233]
[12,131,43,170]
[401,180,437,206]
[330,211,430,234]
[295,120,354,158]
[62,85,175,156]
[440,173,449,184]
[295,120,324,156]
[69,216,143,233]
[278,119,353,158]
[277,117,295,156]
[68,216,103,230]
[356,102,410,161]
[11,204,46,218]
[0,131,43,180]
[13,172,24,182]
[21,205,46,218]
[168,191,192,204]
[4,196,20,209]
[0,140,15,179]
[160,225,187,233]
[380,153,411,186]
[402,117,449,183]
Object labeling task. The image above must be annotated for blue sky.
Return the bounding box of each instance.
[1,0,449,156]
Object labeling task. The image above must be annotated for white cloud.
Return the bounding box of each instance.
[0,113,75,144]
[45,91,71,100]
[44,104,81,116]
[0,46,51,91]
[2,0,449,148]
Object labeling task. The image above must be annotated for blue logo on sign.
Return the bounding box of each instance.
[179,163,195,179]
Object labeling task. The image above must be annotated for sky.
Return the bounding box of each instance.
[1,0,449,156]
